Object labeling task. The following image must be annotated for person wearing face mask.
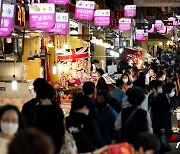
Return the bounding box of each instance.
[120,73,133,92]
[151,82,175,150]
[96,91,118,144]
[0,105,25,154]
[67,95,104,153]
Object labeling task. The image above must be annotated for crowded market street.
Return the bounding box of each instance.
[0,0,180,154]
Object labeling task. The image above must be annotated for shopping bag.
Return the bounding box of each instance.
[60,120,78,154]
[159,133,171,153]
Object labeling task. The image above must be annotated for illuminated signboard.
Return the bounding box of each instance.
[15,0,26,27]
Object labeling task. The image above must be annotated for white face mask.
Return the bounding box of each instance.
[157,87,163,94]
[0,122,19,135]
[123,78,128,83]
[169,90,175,98]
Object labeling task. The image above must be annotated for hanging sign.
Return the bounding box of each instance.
[75,1,95,20]
[94,10,110,26]
[158,26,167,34]
[29,3,55,29]
[124,5,136,17]
[146,24,154,33]
[136,29,144,41]
[45,12,69,35]
[47,0,70,5]
[119,18,131,31]
[168,17,179,26]
[176,16,180,26]
[167,26,173,32]
[155,20,164,30]
[0,4,14,37]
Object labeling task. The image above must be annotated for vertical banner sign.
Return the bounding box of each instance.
[29,3,55,29]
[45,12,69,35]
[94,10,110,26]
[124,5,136,17]
[136,29,144,41]
[0,4,14,37]
[155,20,164,30]
[119,18,131,31]
[47,0,70,5]
[75,1,95,20]
[146,24,154,33]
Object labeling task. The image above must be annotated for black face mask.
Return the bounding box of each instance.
[97,102,107,108]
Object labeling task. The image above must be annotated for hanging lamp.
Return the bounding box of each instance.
[12,62,17,91]
[27,43,34,60]
[34,40,40,58]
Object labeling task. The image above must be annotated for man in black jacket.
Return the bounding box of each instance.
[22,78,47,126]
[82,81,97,120]
[66,95,104,153]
